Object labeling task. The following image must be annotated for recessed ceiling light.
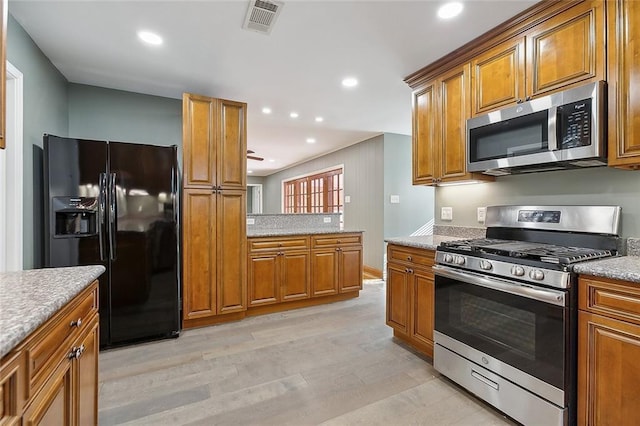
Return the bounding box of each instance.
[437,2,464,19]
[306,138,316,144]
[315,116,324,123]
[248,170,253,174]
[262,107,272,114]
[290,112,299,118]
[137,30,163,46]
[341,77,358,88]
[268,159,275,163]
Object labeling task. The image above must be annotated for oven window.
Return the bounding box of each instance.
[469,110,549,162]
[435,275,566,389]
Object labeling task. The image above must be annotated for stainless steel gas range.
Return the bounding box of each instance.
[433,205,621,426]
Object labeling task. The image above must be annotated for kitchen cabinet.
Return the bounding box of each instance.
[471,1,604,116]
[0,281,99,426]
[311,233,363,296]
[412,64,493,185]
[386,244,435,357]
[607,0,640,169]
[578,275,640,425]
[248,236,310,306]
[0,0,6,150]
[182,93,247,329]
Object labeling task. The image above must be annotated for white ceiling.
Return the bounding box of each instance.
[9,0,537,176]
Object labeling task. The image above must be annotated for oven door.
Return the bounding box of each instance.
[433,264,572,406]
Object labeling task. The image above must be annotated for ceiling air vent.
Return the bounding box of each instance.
[242,0,284,35]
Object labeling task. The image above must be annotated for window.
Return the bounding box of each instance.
[283,167,343,214]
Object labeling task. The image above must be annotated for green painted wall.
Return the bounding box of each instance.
[7,14,69,269]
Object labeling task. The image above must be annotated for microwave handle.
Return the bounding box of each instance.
[548,106,558,151]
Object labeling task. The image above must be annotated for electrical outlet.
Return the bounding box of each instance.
[323,217,332,223]
[345,195,351,203]
[477,207,486,223]
[390,195,400,204]
[246,218,255,225]
[441,207,453,221]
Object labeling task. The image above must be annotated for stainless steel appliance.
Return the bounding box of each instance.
[467,81,606,176]
[44,134,181,349]
[433,205,621,426]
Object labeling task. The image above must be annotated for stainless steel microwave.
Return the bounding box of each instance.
[466,81,606,176]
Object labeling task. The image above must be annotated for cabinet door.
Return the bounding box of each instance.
[281,251,310,301]
[607,0,640,168]
[472,36,525,115]
[386,263,409,333]
[218,99,247,189]
[216,189,247,314]
[311,249,339,296]
[339,246,362,293]
[526,0,605,98]
[0,352,24,425]
[410,269,434,356]
[182,189,217,320]
[439,64,471,180]
[412,82,438,185]
[22,358,73,426]
[75,317,98,426]
[248,253,279,307]
[578,311,640,426]
[183,93,216,187]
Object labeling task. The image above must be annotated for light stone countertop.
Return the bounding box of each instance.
[385,235,465,251]
[0,265,105,359]
[573,256,640,284]
[248,229,364,238]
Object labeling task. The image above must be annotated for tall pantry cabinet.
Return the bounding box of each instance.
[182,93,247,329]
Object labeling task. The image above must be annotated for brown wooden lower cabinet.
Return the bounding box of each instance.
[0,281,99,426]
[578,275,640,426]
[386,244,435,358]
[248,233,362,314]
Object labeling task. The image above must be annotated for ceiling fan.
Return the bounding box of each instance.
[247,149,264,161]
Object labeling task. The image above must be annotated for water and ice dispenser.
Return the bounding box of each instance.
[53,197,99,237]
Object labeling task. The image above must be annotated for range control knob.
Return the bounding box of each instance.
[529,269,545,281]
[479,260,493,271]
[454,256,466,266]
[511,265,525,277]
[443,254,454,263]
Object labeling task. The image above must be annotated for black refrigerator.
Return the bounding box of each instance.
[43,134,181,349]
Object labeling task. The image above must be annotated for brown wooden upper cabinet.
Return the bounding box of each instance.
[0,0,7,150]
[412,64,493,186]
[471,0,605,116]
[607,0,640,169]
[182,94,247,189]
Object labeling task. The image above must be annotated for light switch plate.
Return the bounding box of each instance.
[390,195,400,204]
[441,207,453,221]
[477,207,486,223]
[345,195,351,203]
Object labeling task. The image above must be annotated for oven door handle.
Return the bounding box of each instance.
[433,265,566,307]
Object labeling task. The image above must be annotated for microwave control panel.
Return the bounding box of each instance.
[557,99,592,149]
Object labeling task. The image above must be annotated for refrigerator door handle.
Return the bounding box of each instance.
[108,172,117,261]
[98,173,107,261]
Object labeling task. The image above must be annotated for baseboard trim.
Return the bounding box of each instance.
[363,265,383,279]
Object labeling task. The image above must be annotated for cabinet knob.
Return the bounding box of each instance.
[67,344,85,360]
[525,96,531,101]
[407,256,412,262]
[70,318,82,328]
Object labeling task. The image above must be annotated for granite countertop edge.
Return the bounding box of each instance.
[0,265,106,359]
[247,229,364,237]
[573,256,640,284]
[385,235,465,251]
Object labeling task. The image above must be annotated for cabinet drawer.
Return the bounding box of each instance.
[579,277,640,325]
[25,283,98,392]
[388,245,435,269]
[311,233,362,248]
[249,236,310,252]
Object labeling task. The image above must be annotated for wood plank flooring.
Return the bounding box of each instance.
[98,281,517,425]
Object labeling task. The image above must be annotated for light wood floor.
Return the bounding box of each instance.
[98,281,517,425]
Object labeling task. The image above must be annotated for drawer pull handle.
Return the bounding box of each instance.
[70,318,82,328]
[471,370,499,390]
[68,345,86,360]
